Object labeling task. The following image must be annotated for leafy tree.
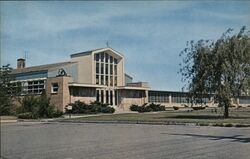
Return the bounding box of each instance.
[179,26,250,118]
[0,64,20,115]
[19,95,40,118]
[18,92,62,119]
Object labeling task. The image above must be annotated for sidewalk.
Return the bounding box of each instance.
[0,116,18,123]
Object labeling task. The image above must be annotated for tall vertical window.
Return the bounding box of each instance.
[105,64,108,74]
[115,90,118,105]
[101,75,104,85]
[105,76,109,86]
[96,90,100,102]
[101,63,104,74]
[101,90,104,103]
[105,53,109,63]
[101,52,104,62]
[114,76,117,86]
[95,53,99,61]
[110,64,113,75]
[110,91,113,105]
[114,65,117,75]
[106,90,109,104]
[110,56,113,63]
[96,63,99,74]
[96,75,99,84]
[110,76,113,86]
[114,58,118,64]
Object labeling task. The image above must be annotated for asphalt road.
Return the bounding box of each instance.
[1,122,250,159]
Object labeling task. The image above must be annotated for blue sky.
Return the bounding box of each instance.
[1,1,249,91]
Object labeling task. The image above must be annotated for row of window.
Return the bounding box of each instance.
[96,75,117,86]
[149,95,169,103]
[96,63,117,75]
[149,92,211,104]
[8,80,46,95]
[94,52,118,64]
[149,92,170,103]
[95,53,118,86]
[26,80,46,94]
[70,87,96,97]
[122,90,146,98]
[239,96,250,104]
[96,90,118,105]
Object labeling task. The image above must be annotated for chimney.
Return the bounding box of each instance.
[17,58,25,69]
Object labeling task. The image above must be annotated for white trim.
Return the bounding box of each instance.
[116,86,149,90]
[92,48,124,59]
[68,83,107,88]
[10,78,47,83]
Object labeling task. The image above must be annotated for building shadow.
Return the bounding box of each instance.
[162,133,250,144]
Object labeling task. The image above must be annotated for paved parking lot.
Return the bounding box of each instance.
[1,122,250,159]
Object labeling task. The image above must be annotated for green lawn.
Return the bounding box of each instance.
[64,107,250,125]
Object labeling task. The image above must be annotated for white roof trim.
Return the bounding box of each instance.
[116,86,149,90]
[11,78,47,83]
[68,83,107,88]
[92,48,124,58]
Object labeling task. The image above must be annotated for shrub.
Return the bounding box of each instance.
[52,109,64,118]
[173,106,179,110]
[67,100,115,114]
[224,123,233,127]
[192,107,206,110]
[148,103,165,111]
[18,112,36,119]
[235,124,249,127]
[199,123,209,126]
[212,123,224,127]
[137,105,152,113]
[130,103,165,113]
[130,104,140,111]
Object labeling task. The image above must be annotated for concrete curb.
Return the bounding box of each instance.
[52,119,250,127]
[0,120,18,123]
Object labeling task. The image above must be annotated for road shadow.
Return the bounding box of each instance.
[163,133,250,143]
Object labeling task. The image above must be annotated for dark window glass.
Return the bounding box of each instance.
[101,75,104,85]
[105,64,108,75]
[96,90,100,102]
[106,90,109,104]
[105,76,108,86]
[110,76,113,86]
[96,75,99,84]
[101,52,104,62]
[110,91,113,105]
[110,64,113,75]
[114,65,117,75]
[105,53,109,63]
[101,90,104,103]
[114,76,117,86]
[96,63,99,74]
[115,90,118,105]
[52,83,59,93]
[110,56,113,63]
[101,63,104,74]
[114,58,118,64]
[95,54,99,61]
